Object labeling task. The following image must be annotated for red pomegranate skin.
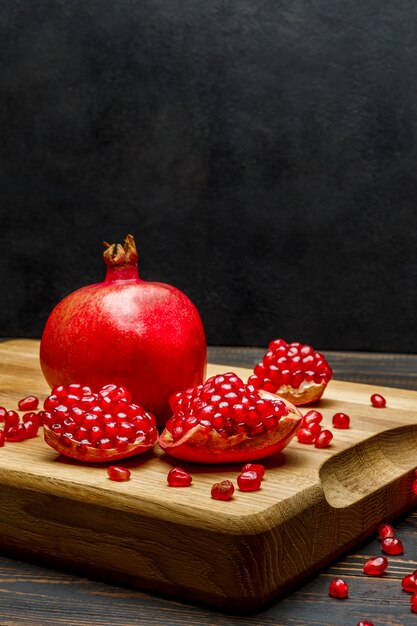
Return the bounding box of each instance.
[40,235,206,426]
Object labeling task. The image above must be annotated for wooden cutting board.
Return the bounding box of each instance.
[1,339,417,612]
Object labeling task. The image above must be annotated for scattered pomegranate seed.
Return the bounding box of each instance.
[0,430,4,447]
[402,572,417,592]
[107,466,131,481]
[5,410,19,428]
[211,480,235,501]
[303,410,323,426]
[241,463,265,479]
[357,622,375,626]
[371,393,386,408]
[362,556,388,576]
[0,407,6,422]
[5,424,28,442]
[307,422,322,437]
[297,428,315,444]
[332,412,350,429]
[237,470,262,492]
[381,537,403,555]
[411,592,417,613]
[167,467,192,487]
[314,429,333,448]
[328,577,348,599]
[18,396,39,411]
[378,523,394,540]
[412,479,417,496]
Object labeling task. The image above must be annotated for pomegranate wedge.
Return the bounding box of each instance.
[158,373,302,464]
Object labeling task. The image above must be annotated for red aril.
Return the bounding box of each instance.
[18,396,39,411]
[371,393,386,408]
[412,593,417,613]
[107,466,131,481]
[241,463,265,479]
[328,578,348,599]
[167,468,192,487]
[332,412,350,429]
[302,410,323,426]
[362,556,388,576]
[381,537,403,555]
[211,480,234,500]
[159,373,303,463]
[357,622,375,626]
[5,411,19,428]
[412,479,417,496]
[307,422,322,437]
[43,383,157,462]
[0,407,7,422]
[0,430,4,447]
[402,573,417,592]
[378,523,394,540]
[237,470,262,492]
[248,339,332,406]
[314,429,333,448]
[297,428,315,444]
[40,235,206,426]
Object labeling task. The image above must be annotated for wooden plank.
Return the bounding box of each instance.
[0,339,417,611]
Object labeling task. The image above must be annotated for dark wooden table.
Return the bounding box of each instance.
[1,348,417,626]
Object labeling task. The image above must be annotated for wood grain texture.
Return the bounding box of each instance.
[1,340,417,621]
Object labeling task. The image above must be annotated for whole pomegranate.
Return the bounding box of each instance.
[40,235,206,425]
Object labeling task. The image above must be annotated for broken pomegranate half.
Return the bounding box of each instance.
[248,339,332,406]
[43,383,158,462]
[158,372,302,464]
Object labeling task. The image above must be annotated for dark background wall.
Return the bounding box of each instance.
[0,0,416,351]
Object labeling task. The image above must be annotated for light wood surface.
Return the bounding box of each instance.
[0,339,417,611]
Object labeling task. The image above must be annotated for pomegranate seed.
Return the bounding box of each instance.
[378,523,394,540]
[107,466,131,481]
[412,592,417,613]
[5,424,28,442]
[332,412,350,429]
[381,537,403,555]
[0,430,4,446]
[307,422,322,437]
[5,410,19,428]
[241,463,265,479]
[362,556,388,576]
[297,428,315,444]
[370,393,386,408]
[402,573,417,592]
[303,410,323,426]
[357,622,375,626]
[412,479,417,496]
[167,468,192,487]
[0,407,7,422]
[211,480,235,500]
[314,429,333,448]
[237,470,262,492]
[328,578,348,599]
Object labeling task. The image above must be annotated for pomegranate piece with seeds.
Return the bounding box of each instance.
[167,467,192,487]
[158,372,303,464]
[381,537,403,555]
[107,466,131,481]
[43,384,158,462]
[18,396,39,411]
[248,339,332,406]
[211,480,235,500]
[328,578,348,599]
[362,556,388,576]
[371,393,386,408]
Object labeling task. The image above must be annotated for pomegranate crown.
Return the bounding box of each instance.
[103,234,138,267]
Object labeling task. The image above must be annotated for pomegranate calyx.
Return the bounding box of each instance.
[103,234,139,268]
